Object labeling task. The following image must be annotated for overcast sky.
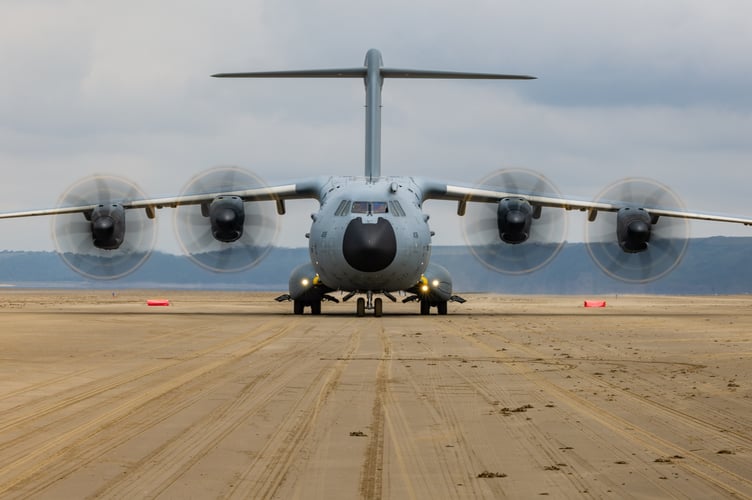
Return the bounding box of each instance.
[1,0,751,256]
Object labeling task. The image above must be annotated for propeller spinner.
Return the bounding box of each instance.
[52,176,156,280]
[174,167,279,273]
[586,178,690,283]
[461,169,567,274]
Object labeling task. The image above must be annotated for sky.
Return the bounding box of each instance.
[1,0,751,256]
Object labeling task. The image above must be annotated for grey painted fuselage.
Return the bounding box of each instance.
[308,176,432,291]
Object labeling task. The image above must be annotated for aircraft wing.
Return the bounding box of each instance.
[419,179,752,226]
[0,179,322,220]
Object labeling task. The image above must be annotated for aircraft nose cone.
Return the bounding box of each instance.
[343,217,397,272]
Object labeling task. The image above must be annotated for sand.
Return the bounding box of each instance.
[0,290,749,498]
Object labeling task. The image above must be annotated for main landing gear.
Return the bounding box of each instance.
[405,294,465,315]
[277,293,338,315]
[293,299,321,315]
[420,300,447,315]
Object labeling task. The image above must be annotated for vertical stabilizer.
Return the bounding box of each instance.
[212,51,535,182]
[363,49,383,181]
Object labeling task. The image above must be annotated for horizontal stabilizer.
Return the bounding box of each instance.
[213,68,535,80]
[212,68,366,78]
[381,68,535,80]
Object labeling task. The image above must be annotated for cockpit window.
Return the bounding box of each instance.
[389,200,406,216]
[351,201,370,214]
[335,200,351,216]
[371,202,388,214]
[351,201,389,214]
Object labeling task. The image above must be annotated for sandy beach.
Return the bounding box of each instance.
[0,290,749,498]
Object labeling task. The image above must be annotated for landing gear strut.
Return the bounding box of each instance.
[354,291,384,317]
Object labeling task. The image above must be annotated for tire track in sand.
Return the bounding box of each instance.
[359,322,388,500]
[447,321,752,498]
[224,318,364,500]
[0,317,297,497]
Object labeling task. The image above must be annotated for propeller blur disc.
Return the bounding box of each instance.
[52,176,156,280]
[461,169,567,274]
[585,178,689,283]
[174,167,279,273]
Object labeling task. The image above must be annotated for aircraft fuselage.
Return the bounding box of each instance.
[308,176,432,291]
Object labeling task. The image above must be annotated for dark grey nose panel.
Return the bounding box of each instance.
[343,217,397,272]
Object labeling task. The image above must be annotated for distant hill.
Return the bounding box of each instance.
[0,237,751,294]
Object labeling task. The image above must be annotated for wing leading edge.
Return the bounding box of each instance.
[0,179,323,220]
[419,179,752,226]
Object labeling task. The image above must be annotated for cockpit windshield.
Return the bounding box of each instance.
[371,202,388,213]
[351,201,388,214]
[351,201,369,213]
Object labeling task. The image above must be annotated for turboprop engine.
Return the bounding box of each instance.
[206,196,245,242]
[52,175,157,280]
[497,198,535,244]
[88,203,126,250]
[616,207,652,253]
[585,178,690,283]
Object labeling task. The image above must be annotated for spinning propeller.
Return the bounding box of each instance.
[52,176,156,280]
[174,167,278,272]
[585,178,689,283]
[461,169,567,274]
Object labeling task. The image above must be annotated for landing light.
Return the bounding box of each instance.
[432,279,440,287]
[301,278,310,286]
[421,285,429,293]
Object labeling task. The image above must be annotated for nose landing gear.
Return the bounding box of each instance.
[349,290,392,317]
[356,291,384,317]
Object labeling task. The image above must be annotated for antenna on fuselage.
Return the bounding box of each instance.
[212,49,536,182]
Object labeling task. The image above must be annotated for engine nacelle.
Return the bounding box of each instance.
[498,198,533,244]
[89,203,125,250]
[207,196,245,242]
[616,207,651,253]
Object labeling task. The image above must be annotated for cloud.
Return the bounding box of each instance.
[0,0,750,254]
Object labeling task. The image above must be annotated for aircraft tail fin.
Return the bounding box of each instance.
[212,50,535,181]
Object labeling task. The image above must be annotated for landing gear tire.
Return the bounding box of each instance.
[437,301,448,315]
[374,297,383,317]
[420,300,430,315]
[311,301,321,315]
[293,300,304,315]
[356,297,366,317]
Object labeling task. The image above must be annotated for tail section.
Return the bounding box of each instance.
[213,49,535,181]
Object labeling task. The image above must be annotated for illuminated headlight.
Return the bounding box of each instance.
[431,279,440,288]
[301,278,310,286]
[421,285,429,293]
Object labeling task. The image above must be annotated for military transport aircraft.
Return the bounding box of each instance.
[2,49,751,316]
